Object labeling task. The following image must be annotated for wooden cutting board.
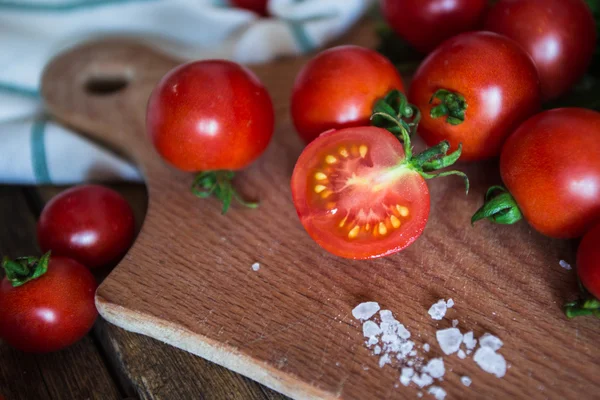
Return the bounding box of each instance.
[41,20,599,400]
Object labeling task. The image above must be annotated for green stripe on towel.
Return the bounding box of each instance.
[30,118,51,183]
[0,81,39,97]
[0,0,157,12]
[288,21,314,53]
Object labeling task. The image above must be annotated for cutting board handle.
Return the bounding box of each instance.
[41,39,178,173]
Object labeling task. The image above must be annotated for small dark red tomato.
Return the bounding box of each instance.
[291,126,430,259]
[577,222,600,299]
[485,0,596,101]
[37,185,135,269]
[500,108,600,238]
[409,32,541,161]
[381,0,488,53]
[147,60,275,172]
[0,257,97,353]
[291,46,404,144]
[231,0,269,16]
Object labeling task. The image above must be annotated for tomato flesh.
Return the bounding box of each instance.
[577,222,600,299]
[500,108,600,238]
[291,127,429,259]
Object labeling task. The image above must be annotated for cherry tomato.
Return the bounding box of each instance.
[381,0,488,54]
[231,0,269,16]
[409,32,541,161]
[578,222,600,300]
[37,185,135,269]
[291,46,404,144]
[291,126,430,259]
[0,255,97,353]
[485,0,596,101]
[497,108,600,238]
[147,60,274,172]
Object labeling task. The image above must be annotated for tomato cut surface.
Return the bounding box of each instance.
[291,127,430,259]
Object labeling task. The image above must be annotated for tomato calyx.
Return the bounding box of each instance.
[429,89,468,126]
[372,90,421,138]
[2,251,50,288]
[471,186,523,226]
[564,279,600,319]
[370,110,469,193]
[191,171,258,214]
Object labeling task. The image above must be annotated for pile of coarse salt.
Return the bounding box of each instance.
[352,299,508,399]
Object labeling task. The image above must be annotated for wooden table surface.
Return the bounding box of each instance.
[0,184,289,400]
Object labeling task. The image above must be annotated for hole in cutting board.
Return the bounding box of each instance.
[85,75,129,95]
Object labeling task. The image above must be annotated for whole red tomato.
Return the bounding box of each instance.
[291,45,404,144]
[0,254,97,353]
[147,60,274,172]
[381,0,488,53]
[577,222,600,300]
[409,32,541,161]
[37,185,135,269]
[485,0,596,101]
[231,0,269,16]
[473,108,600,238]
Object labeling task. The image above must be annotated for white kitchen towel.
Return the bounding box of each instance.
[0,0,373,185]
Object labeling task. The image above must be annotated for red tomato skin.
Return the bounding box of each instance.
[500,108,600,238]
[231,0,269,16]
[147,60,275,172]
[409,32,541,161]
[485,0,596,101]
[577,222,600,299]
[37,185,135,269]
[381,0,488,53]
[291,46,405,144]
[291,126,430,259]
[0,257,97,353]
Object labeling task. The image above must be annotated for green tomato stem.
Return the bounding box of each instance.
[191,171,258,214]
[471,186,523,225]
[2,251,51,287]
[430,89,468,125]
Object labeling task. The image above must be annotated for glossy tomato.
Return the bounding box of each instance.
[0,255,97,353]
[37,185,135,269]
[291,126,430,259]
[291,46,404,144]
[147,60,274,172]
[381,0,488,53]
[485,0,596,101]
[477,109,600,238]
[231,0,269,16]
[409,32,541,161]
[577,222,600,300]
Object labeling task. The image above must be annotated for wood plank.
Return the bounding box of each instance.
[35,185,287,400]
[0,186,121,400]
[39,19,600,400]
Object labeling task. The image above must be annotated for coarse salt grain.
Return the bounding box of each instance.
[423,358,445,379]
[446,299,454,308]
[423,343,430,352]
[461,376,472,387]
[379,353,392,368]
[363,321,381,337]
[417,392,423,398]
[352,302,381,321]
[479,333,503,351]
[428,386,447,400]
[374,345,381,355]
[412,373,434,388]
[457,349,466,359]
[452,319,459,328]
[380,309,394,321]
[559,260,572,270]
[463,331,477,350]
[400,367,414,386]
[436,328,463,355]
[473,347,507,378]
[428,299,448,320]
[251,262,260,271]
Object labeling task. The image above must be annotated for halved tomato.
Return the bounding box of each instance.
[291,126,430,259]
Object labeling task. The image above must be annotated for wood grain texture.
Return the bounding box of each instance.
[40,20,600,400]
[36,185,287,400]
[0,187,121,400]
